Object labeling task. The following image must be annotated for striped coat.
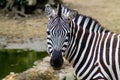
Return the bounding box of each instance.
[45,4,120,80]
[65,12,120,80]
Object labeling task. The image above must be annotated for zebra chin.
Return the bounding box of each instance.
[50,50,64,70]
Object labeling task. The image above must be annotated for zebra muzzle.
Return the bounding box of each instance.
[50,50,64,69]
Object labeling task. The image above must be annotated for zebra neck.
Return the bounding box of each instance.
[65,20,115,65]
[65,25,96,63]
[65,16,109,61]
[73,14,109,33]
[65,25,120,78]
[65,14,111,62]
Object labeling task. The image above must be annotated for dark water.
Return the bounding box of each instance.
[0,49,48,80]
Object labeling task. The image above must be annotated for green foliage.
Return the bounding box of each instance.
[0,0,5,6]
[17,0,28,5]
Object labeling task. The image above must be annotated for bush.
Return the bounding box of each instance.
[17,0,28,5]
[0,0,63,17]
[0,0,6,8]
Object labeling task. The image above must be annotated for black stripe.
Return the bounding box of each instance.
[80,16,86,27]
[100,33,113,80]
[73,29,89,67]
[66,22,75,59]
[82,33,99,78]
[58,4,61,17]
[106,33,111,65]
[82,63,99,79]
[69,26,83,63]
[90,67,107,79]
[79,32,95,76]
[86,18,92,30]
[74,14,80,23]
[66,22,76,56]
[96,25,100,32]
[112,34,118,80]
[92,21,97,31]
[100,27,104,33]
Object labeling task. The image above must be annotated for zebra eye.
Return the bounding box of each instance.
[67,18,71,21]
[66,17,72,23]
[49,16,53,19]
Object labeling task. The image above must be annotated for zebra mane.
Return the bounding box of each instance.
[57,3,62,17]
[75,13,110,33]
[58,4,110,33]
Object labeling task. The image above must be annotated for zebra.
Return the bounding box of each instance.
[45,4,120,80]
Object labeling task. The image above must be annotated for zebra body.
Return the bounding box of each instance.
[67,16,120,79]
[45,4,120,80]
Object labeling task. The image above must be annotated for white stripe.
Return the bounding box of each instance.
[69,47,77,64]
[103,32,110,65]
[72,29,85,70]
[109,34,115,65]
[93,72,104,79]
[115,35,120,79]
[67,16,83,60]
[97,29,105,62]
[98,30,111,80]
[77,16,83,26]
[63,42,68,45]
[67,22,78,60]
[109,33,118,80]
[75,31,92,75]
[93,28,111,80]
[81,27,101,79]
[47,35,51,38]
[103,32,116,80]
[87,67,99,79]
[94,24,99,32]
[103,32,110,67]
[79,31,97,78]
[89,20,95,31]
[83,18,90,29]
[99,64,111,80]
[64,8,67,14]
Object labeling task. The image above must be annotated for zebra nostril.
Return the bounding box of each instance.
[50,50,64,69]
[50,58,63,69]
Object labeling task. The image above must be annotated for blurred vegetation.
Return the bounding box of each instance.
[0,49,48,79]
[17,0,27,5]
[0,0,6,7]
[0,0,63,17]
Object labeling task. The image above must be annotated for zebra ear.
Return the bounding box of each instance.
[45,4,55,18]
[67,10,78,21]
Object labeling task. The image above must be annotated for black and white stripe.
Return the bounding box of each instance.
[45,4,120,80]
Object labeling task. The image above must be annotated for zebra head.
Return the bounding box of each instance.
[45,4,77,69]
